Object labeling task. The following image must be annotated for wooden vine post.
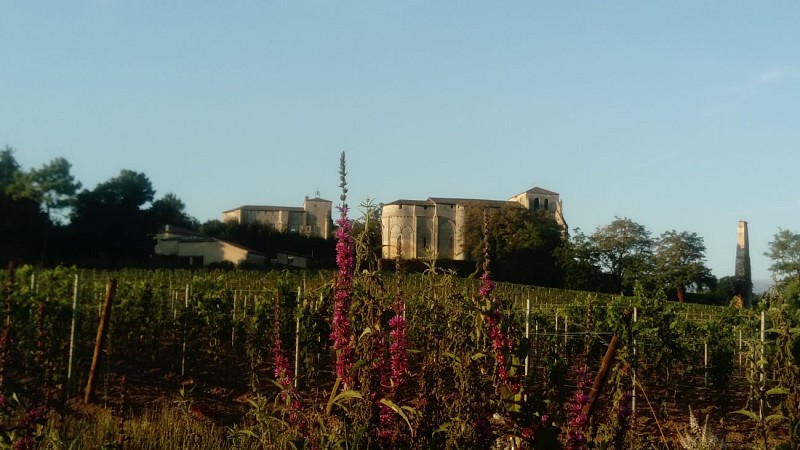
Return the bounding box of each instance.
[583,308,631,417]
[583,334,620,417]
[84,279,117,404]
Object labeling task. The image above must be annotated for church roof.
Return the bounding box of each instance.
[514,187,559,197]
[383,187,559,209]
[383,199,433,206]
[223,205,305,213]
[428,197,515,208]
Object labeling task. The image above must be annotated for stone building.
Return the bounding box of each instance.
[222,196,333,239]
[381,187,565,260]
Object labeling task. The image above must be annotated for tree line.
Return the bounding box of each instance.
[1,146,198,267]
[0,146,334,268]
[4,145,799,303]
[455,205,727,302]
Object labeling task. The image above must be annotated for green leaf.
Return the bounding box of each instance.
[269,379,287,391]
[265,415,290,428]
[471,352,490,361]
[349,359,368,375]
[380,398,416,436]
[236,429,259,438]
[434,422,452,435]
[359,327,372,340]
[731,409,760,422]
[332,389,363,406]
[764,414,788,424]
[766,386,791,396]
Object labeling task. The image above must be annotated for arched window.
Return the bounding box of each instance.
[544,199,549,211]
[533,198,540,211]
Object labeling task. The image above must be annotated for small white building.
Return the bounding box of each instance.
[154,225,266,267]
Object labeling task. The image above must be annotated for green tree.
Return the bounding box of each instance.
[765,228,800,282]
[352,198,382,272]
[9,157,82,222]
[460,201,512,262]
[653,230,713,302]
[591,217,654,292]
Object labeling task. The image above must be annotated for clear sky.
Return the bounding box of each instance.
[2,2,798,286]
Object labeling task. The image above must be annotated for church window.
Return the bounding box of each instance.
[544,199,549,210]
[533,198,540,211]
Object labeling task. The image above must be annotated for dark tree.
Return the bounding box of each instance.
[150,192,198,229]
[0,194,49,263]
[0,146,20,189]
[92,169,155,208]
[0,147,50,264]
[709,276,737,304]
[555,228,609,292]
[67,170,157,266]
[461,203,565,286]
[199,220,335,266]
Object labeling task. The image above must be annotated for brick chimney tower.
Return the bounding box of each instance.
[735,220,753,307]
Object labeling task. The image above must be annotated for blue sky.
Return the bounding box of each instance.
[2,2,798,286]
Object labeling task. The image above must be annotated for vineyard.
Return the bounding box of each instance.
[0,263,798,449]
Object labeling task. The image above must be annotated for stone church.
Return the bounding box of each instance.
[381,187,565,260]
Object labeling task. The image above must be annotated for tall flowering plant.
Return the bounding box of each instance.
[377,242,410,442]
[331,152,355,388]
[476,212,519,393]
[388,243,408,390]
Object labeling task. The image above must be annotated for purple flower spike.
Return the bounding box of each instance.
[330,152,355,388]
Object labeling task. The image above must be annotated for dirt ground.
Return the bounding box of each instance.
[62,349,783,449]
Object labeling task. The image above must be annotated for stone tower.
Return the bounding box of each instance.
[735,220,753,307]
